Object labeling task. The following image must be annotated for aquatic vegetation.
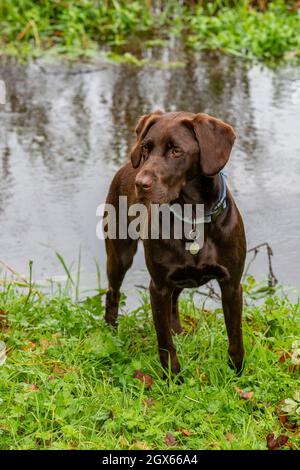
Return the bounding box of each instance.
[0,1,299,63]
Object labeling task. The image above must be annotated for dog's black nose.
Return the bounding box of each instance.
[135,174,153,192]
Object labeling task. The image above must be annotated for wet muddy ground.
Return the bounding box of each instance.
[0,48,299,307]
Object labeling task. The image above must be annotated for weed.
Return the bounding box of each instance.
[0,274,300,449]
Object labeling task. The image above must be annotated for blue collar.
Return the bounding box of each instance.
[169,171,227,224]
[204,171,227,223]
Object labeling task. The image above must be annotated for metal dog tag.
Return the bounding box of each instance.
[189,241,200,255]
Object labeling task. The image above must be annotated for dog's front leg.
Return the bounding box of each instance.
[219,281,244,374]
[171,287,183,334]
[149,280,181,377]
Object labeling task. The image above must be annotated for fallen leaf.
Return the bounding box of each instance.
[266,433,288,450]
[177,428,192,437]
[292,1,300,12]
[287,364,300,372]
[208,442,219,449]
[130,441,150,450]
[278,352,291,363]
[294,390,300,402]
[23,341,36,351]
[283,420,298,431]
[52,366,67,375]
[292,340,300,350]
[40,338,52,350]
[181,327,190,336]
[143,397,155,407]
[52,332,62,338]
[281,398,298,414]
[278,392,300,425]
[225,432,235,442]
[234,386,254,400]
[0,309,8,324]
[26,383,39,392]
[164,432,176,446]
[68,440,78,449]
[279,413,288,425]
[0,424,9,431]
[276,402,299,431]
[183,315,199,331]
[134,370,153,389]
[118,436,129,447]
[291,349,300,365]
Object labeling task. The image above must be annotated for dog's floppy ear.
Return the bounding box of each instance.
[130,109,164,168]
[184,113,236,177]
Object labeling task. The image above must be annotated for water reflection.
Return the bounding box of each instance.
[0,49,299,306]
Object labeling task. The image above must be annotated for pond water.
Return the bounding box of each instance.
[0,48,299,308]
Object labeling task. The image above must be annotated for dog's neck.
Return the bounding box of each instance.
[178,174,222,212]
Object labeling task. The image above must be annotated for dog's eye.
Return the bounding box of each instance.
[169,146,181,158]
[141,144,149,160]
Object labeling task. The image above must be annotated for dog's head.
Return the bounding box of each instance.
[130,110,236,204]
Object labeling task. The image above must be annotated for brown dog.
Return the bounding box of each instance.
[104,110,246,378]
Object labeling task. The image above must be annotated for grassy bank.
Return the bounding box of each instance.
[0,1,299,63]
[1,277,300,450]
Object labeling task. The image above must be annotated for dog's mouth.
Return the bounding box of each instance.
[135,187,181,205]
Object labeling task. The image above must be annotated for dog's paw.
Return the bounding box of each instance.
[171,326,184,335]
[228,357,244,376]
[104,314,118,329]
[173,374,185,385]
[162,371,184,385]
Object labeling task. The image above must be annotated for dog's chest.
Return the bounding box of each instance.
[168,263,228,288]
[146,238,229,288]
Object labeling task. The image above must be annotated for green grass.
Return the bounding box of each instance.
[1,276,300,450]
[0,1,299,64]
